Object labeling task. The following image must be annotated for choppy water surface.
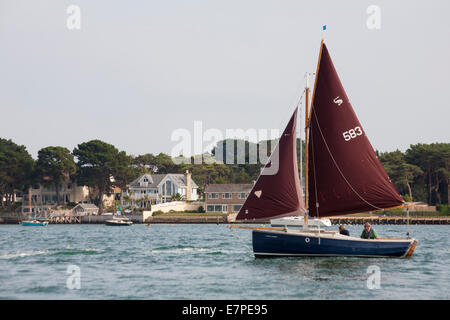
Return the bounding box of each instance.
[0,224,448,299]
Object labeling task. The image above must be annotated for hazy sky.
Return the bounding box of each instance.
[1,0,449,159]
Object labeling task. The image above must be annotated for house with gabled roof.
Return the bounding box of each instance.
[72,203,99,215]
[123,170,198,208]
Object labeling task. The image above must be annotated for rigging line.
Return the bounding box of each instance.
[276,89,304,134]
[309,119,321,244]
[295,89,305,137]
[309,121,320,218]
[270,90,305,161]
[271,93,304,155]
[311,106,385,211]
[296,89,306,108]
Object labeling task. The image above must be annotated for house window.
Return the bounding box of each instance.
[206,204,228,212]
[232,205,242,212]
[238,193,248,199]
[222,193,231,199]
[165,180,172,195]
[208,193,218,199]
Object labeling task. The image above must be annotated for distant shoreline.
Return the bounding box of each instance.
[1,214,449,225]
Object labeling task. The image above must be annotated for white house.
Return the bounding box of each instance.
[72,203,99,216]
[123,170,198,208]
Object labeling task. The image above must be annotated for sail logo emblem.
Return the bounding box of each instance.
[254,190,262,198]
[333,96,343,106]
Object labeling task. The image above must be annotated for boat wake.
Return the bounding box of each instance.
[0,248,104,259]
[51,248,104,255]
[0,250,50,260]
[142,245,234,255]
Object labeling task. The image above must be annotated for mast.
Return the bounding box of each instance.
[28,186,31,218]
[306,40,325,216]
[304,74,310,221]
[299,92,302,196]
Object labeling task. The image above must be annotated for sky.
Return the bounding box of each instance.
[0,0,449,159]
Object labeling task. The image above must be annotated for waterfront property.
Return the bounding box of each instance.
[122,170,199,208]
[22,181,89,215]
[21,180,116,216]
[204,184,252,214]
[72,203,99,216]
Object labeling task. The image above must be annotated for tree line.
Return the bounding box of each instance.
[0,137,448,214]
[0,139,134,213]
[378,143,449,207]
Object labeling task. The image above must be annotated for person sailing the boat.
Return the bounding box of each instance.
[339,225,350,236]
[361,222,378,239]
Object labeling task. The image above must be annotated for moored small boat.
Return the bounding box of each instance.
[105,217,133,226]
[22,219,49,226]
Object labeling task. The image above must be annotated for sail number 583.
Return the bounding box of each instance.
[343,126,363,141]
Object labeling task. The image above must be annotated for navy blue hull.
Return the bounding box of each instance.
[253,230,413,258]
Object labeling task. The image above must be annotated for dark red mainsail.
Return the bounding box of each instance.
[236,108,305,221]
[308,42,404,217]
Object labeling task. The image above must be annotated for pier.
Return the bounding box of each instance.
[329,216,450,225]
[49,216,81,224]
[146,215,228,224]
[1,213,449,224]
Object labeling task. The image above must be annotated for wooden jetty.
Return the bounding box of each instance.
[1,213,449,225]
[230,216,450,225]
[329,216,450,225]
[49,216,81,224]
[146,215,228,224]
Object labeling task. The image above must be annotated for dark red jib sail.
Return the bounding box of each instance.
[308,42,404,217]
[236,108,306,221]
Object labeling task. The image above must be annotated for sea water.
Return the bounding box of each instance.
[0,224,448,299]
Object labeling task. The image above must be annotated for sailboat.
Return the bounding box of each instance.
[22,218,49,226]
[232,40,418,258]
[21,188,48,226]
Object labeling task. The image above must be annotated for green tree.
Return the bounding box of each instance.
[431,143,450,205]
[73,140,130,214]
[0,138,34,211]
[131,153,156,176]
[152,153,178,173]
[379,150,423,201]
[113,154,137,206]
[405,143,450,205]
[35,146,76,205]
[170,193,181,201]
